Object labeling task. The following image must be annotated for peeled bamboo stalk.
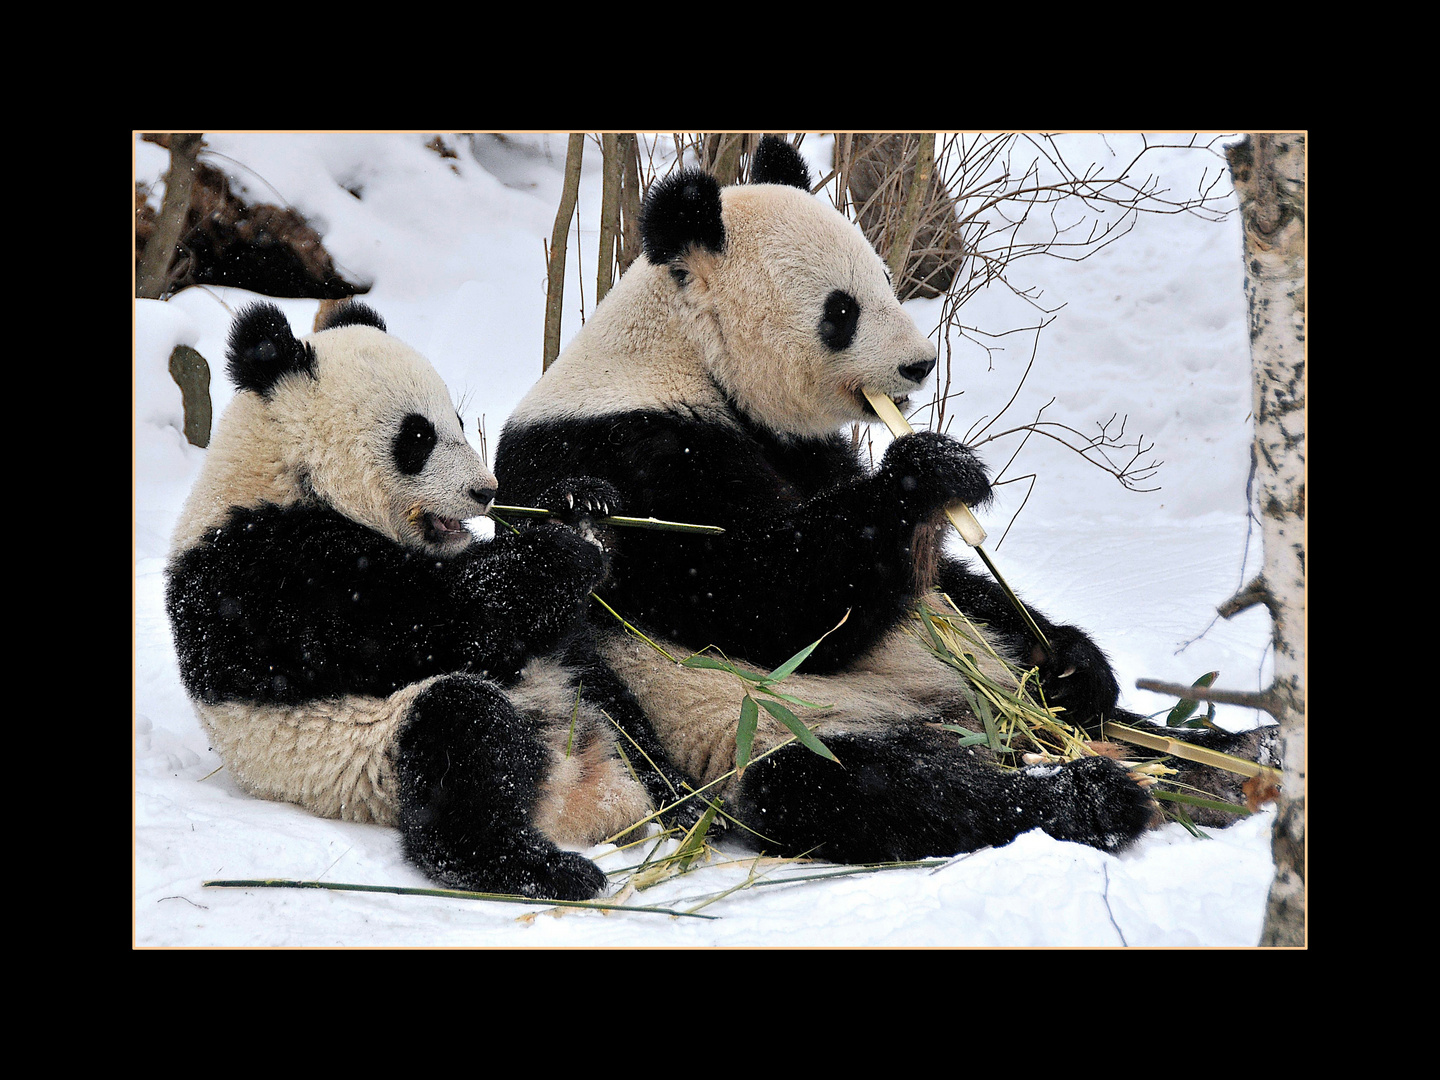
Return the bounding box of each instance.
[1102,722,1283,781]
[862,387,1049,649]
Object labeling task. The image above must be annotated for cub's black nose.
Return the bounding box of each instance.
[470,486,497,507]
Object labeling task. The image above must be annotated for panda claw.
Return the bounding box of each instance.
[1059,666,1076,679]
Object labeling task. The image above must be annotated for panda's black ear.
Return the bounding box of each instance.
[750,135,811,190]
[640,168,725,267]
[316,300,387,334]
[227,302,317,398]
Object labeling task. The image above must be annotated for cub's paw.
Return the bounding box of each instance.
[537,477,623,523]
[535,477,625,552]
[880,431,992,513]
[525,519,609,589]
[1028,623,1121,727]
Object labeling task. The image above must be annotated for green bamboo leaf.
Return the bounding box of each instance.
[1167,670,1219,727]
[765,609,851,684]
[920,610,950,653]
[935,725,992,747]
[682,655,735,672]
[753,685,831,710]
[1151,788,1250,816]
[675,799,723,870]
[765,641,822,684]
[955,678,1003,753]
[757,698,837,762]
[681,653,776,684]
[736,695,759,772]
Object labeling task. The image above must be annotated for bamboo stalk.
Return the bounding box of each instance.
[203,877,716,918]
[489,504,723,535]
[861,387,1050,649]
[1101,722,1283,781]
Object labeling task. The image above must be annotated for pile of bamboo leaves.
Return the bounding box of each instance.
[909,593,1094,764]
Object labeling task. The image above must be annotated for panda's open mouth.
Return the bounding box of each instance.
[420,512,468,546]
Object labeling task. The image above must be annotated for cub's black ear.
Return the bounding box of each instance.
[640,168,725,266]
[750,135,811,190]
[316,300,387,333]
[227,302,317,398]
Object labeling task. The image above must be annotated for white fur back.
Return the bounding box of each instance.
[171,392,305,554]
[510,259,735,427]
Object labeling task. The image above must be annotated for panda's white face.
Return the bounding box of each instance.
[697,185,938,440]
[278,326,497,555]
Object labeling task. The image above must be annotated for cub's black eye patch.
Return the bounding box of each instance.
[819,290,859,351]
[394,412,437,475]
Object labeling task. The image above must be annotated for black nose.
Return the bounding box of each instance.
[899,356,937,384]
[470,486,497,507]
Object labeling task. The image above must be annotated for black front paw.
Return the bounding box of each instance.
[527,520,609,595]
[1027,624,1120,726]
[879,431,992,514]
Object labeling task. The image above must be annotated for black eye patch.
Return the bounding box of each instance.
[393,412,438,475]
[819,290,859,351]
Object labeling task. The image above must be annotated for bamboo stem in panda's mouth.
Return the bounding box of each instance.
[489,505,725,535]
[862,387,1051,651]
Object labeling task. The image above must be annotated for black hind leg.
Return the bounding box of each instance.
[730,727,1156,862]
[394,674,607,900]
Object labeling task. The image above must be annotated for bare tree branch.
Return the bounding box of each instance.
[1135,679,1279,715]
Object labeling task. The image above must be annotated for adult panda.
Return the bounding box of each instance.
[165,300,681,900]
[495,137,1168,862]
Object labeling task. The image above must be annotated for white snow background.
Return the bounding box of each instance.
[133,132,1282,948]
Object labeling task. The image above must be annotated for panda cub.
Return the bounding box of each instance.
[165,300,669,900]
[495,136,1171,863]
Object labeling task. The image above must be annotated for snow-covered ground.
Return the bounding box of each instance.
[134,133,1280,947]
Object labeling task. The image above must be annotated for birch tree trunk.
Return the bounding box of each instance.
[1226,133,1306,947]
